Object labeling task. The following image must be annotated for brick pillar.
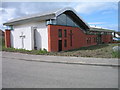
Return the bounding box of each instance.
[47,25,51,52]
[5,29,11,48]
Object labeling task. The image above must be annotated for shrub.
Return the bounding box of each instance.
[43,48,47,52]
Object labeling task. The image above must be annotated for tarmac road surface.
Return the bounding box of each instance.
[2,57,118,88]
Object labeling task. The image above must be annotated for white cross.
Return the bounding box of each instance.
[20,32,25,49]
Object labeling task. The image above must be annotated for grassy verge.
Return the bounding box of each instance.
[1,37,119,58]
[2,47,48,55]
[2,44,119,58]
[48,44,119,58]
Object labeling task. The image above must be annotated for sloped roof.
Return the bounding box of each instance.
[3,7,90,30]
[3,9,57,25]
[90,27,115,32]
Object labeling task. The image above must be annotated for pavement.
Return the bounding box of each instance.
[2,51,119,67]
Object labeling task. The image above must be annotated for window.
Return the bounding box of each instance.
[8,25,13,30]
[94,37,96,43]
[64,30,67,37]
[86,38,89,44]
[64,40,67,47]
[111,36,113,41]
[57,14,67,26]
[86,37,92,44]
[58,29,62,38]
[88,37,91,43]
[70,30,72,33]
[92,37,94,43]
[108,32,112,35]
[56,13,81,28]
[90,38,91,43]
[46,19,56,25]
[104,32,107,35]
[96,37,98,42]
[66,15,74,26]
[70,30,72,46]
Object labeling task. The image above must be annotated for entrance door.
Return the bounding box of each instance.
[34,28,37,50]
[58,40,62,51]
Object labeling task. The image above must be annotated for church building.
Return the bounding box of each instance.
[3,7,114,52]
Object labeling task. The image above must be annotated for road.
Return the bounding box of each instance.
[2,57,118,88]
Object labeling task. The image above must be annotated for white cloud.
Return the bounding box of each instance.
[75,2,103,14]
[0,2,118,31]
[74,2,117,14]
[1,8,16,21]
[0,8,3,11]
[0,8,16,30]
[0,2,72,29]
[92,24,118,31]
[4,8,16,14]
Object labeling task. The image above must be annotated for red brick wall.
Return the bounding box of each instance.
[85,34,97,47]
[48,25,98,52]
[5,30,11,48]
[101,35,112,43]
[48,25,113,52]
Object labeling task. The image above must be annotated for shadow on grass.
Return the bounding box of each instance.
[64,44,109,52]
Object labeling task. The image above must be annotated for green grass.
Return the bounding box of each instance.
[112,51,120,58]
[2,47,48,55]
[0,37,4,51]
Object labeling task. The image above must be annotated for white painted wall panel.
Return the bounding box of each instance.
[11,27,32,50]
[10,20,48,51]
[33,21,48,51]
[36,28,48,50]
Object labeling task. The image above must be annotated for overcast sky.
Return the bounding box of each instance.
[1,2,118,31]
